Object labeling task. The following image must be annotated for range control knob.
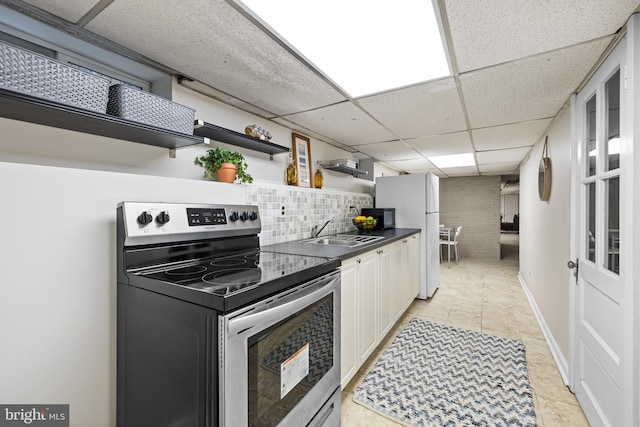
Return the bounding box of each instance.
[239,211,249,221]
[156,211,171,225]
[229,211,239,222]
[248,211,258,221]
[137,211,153,226]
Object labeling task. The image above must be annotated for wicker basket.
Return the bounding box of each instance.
[107,84,195,134]
[0,40,110,113]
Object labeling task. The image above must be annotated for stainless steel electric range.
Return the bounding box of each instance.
[116,202,341,427]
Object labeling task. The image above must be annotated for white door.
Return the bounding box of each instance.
[570,35,632,427]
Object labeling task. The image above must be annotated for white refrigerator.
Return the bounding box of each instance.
[375,173,440,299]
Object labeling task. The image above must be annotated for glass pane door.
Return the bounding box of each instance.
[583,69,621,274]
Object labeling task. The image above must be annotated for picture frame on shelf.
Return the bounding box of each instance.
[292,132,313,187]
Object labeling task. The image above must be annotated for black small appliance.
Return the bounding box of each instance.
[361,207,395,230]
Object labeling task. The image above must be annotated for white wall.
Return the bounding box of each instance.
[0,81,372,194]
[173,83,374,193]
[0,162,245,426]
[519,106,572,364]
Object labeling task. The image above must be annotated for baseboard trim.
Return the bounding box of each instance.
[518,272,570,386]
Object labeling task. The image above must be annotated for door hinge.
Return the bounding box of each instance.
[624,65,628,90]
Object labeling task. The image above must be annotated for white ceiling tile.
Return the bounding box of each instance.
[270,117,353,150]
[179,80,276,118]
[282,102,396,145]
[473,119,552,151]
[85,0,346,115]
[442,166,479,176]
[479,162,521,174]
[352,141,418,161]
[461,37,613,128]
[356,78,467,138]
[383,158,436,171]
[446,0,638,72]
[476,147,532,165]
[406,131,473,156]
[22,0,97,22]
[403,168,434,174]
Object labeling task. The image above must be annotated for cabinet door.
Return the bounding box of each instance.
[407,233,421,300]
[390,241,405,322]
[340,259,357,388]
[357,251,378,365]
[376,247,393,341]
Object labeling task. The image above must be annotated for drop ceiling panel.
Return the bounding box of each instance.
[22,0,97,23]
[446,0,638,72]
[406,131,473,157]
[404,168,445,177]
[85,0,346,116]
[461,37,613,128]
[352,141,418,161]
[442,166,479,176]
[476,147,531,165]
[479,162,521,174]
[356,78,467,138]
[282,102,396,146]
[473,119,552,151]
[270,117,355,151]
[383,158,436,171]
[179,80,276,119]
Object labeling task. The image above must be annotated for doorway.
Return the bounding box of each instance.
[500,174,519,261]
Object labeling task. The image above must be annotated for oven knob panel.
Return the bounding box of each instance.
[156,211,171,225]
[137,211,153,226]
[229,211,239,222]
[239,211,248,221]
[248,211,258,221]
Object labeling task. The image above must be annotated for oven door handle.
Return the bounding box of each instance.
[227,275,338,336]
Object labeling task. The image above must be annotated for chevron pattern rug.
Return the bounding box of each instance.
[352,318,536,426]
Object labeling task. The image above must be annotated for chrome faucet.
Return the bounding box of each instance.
[312,219,332,237]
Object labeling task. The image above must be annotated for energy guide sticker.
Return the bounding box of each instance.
[280,343,310,399]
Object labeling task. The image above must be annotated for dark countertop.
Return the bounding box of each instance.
[262,228,421,260]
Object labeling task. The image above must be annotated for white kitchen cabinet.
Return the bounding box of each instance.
[340,232,420,388]
[340,250,377,388]
[390,240,407,322]
[390,232,421,322]
[357,251,378,366]
[376,246,393,341]
[406,233,420,301]
[339,257,358,388]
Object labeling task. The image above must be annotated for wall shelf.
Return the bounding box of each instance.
[0,87,206,149]
[193,120,289,158]
[321,160,368,177]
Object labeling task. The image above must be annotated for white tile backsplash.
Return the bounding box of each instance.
[245,183,373,246]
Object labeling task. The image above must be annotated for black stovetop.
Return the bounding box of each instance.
[130,248,340,312]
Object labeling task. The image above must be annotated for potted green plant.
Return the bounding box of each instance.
[194,146,253,184]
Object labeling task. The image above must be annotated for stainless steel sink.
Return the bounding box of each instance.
[304,234,384,247]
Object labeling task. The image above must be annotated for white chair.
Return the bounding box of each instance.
[440,226,462,266]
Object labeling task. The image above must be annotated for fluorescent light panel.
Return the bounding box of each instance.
[429,153,475,168]
[238,0,450,97]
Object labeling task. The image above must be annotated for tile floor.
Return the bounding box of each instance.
[340,234,589,426]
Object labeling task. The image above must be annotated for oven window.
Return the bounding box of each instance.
[247,294,334,427]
